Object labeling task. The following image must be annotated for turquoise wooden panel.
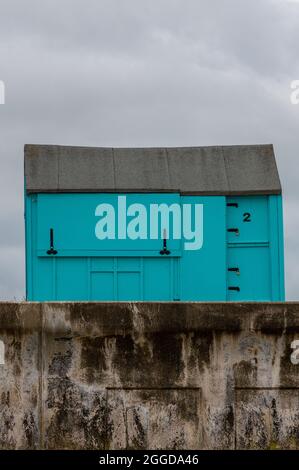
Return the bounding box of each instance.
[34,258,54,301]
[91,257,114,271]
[91,272,114,301]
[227,196,269,243]
[56,258,88,301]
[117,258,141,271]
[227,246,271,301]
[226,195,285,301]
[180,196,226,301]
[36,193,181,255]
[117,272,141,300]
[90,257,174,301]
[277,195,285,300]
[268,195,285,300]
[143,258,173,301]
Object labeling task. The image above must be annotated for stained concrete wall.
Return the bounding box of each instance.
[0,302,299,450]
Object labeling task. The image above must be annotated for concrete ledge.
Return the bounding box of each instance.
[0,302,298,333]
[0,302,299,449]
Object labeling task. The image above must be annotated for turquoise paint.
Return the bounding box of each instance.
[277,195,285,300]
[25,193,285,301]
[180,196,226,301]
[226,195,285,301]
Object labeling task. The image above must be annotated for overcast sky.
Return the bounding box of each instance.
[0,0,298,300]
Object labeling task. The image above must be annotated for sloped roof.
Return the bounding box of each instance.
[24,144,282,195]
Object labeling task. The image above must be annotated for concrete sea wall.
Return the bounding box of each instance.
[0,302,298,450]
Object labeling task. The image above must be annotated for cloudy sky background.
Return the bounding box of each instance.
[0,0,298,299]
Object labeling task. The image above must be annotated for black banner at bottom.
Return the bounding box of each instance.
[0,450,297,467]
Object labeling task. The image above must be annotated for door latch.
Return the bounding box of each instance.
[160,229,170,255]
[227,228,239,236]
[47,228,58,255]
[228,267,240,275]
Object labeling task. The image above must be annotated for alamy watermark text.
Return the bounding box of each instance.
[290,80,299,104]
[95,196,204,251]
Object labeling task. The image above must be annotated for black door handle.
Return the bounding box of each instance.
[228,267,240,274]
[160,229,170,255]
[47,228,58,255]
[227,228,239,235]
[228,286,240,292]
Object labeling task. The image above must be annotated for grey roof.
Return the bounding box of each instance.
[24,144,282,195]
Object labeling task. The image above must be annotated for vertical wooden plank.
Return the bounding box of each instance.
[24,194,33,300]
[277,195,285,300]
[269,195,285,300]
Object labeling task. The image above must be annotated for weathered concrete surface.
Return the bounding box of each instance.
[0,302,299,450]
